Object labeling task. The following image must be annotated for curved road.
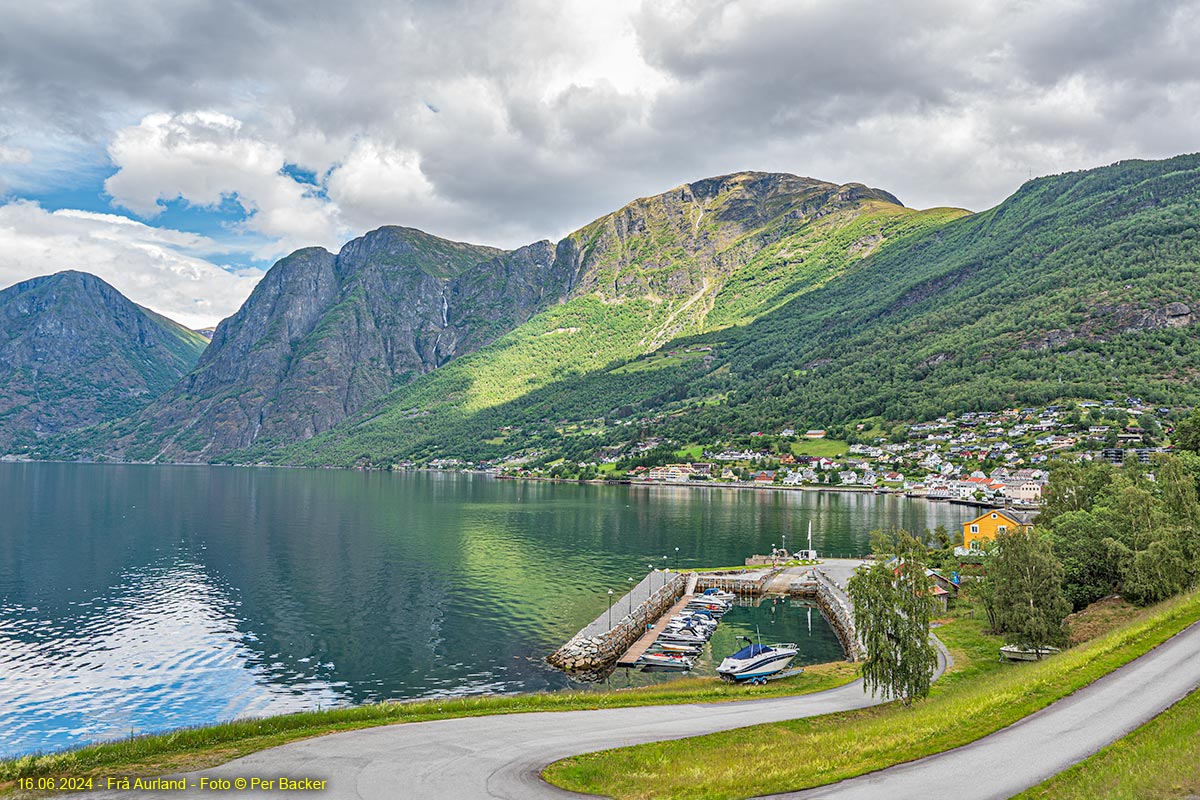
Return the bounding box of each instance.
[777,619,1200,800]
[81,644,949,800]
[79,624,1200,800]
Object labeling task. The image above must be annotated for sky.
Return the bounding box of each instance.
[2,0,1199,329]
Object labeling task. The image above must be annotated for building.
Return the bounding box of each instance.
[961,509,1037,552]
[647,463,699,483]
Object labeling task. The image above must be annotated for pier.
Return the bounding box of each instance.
[615,574,698,668]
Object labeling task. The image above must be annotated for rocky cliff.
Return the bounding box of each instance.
[110,227,576,461]
[0,271,208,452]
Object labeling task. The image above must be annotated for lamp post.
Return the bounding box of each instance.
[647,564,654,591]
[628,578,634,615]
[607,589,614,630]
[674,546,679,571]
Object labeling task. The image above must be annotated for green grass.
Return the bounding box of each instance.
[543,590,1200,800]
[1016,688,1200,799]
[789,438,849,458]
[0,663,858,795]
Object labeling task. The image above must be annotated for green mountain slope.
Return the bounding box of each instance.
[283,154,1200,467]
[0,271,208,453]
[277,174,962,466]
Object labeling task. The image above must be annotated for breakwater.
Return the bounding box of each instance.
[547,573,688,678]
[787,566,863,661]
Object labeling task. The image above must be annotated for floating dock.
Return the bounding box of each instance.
[615,574,698,668]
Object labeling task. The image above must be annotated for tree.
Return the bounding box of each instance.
[848,529,937,705]
[1173,408,1200,453]
[991,528,1071,654]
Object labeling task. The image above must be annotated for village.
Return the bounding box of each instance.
[479,397,1181,507]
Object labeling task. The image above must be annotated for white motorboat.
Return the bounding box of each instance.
[697,588,737,603]
[637,651,694,670]
[659,629,707,644]
[717,640,798,683]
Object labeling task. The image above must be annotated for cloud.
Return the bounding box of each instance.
[104,112,347,257]
[2,0,1200,252]
[0,201,261,329]
[0,144,32,164]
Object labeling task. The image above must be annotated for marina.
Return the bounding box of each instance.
[550,556,867,679]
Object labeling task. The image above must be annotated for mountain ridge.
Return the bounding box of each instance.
[22,155,1200,469]
[0,270,208,453]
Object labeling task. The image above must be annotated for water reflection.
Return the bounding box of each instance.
[0,463,975,757]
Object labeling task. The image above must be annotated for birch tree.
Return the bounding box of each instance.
[849,529,937,705]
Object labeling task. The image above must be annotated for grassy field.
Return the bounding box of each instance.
[544,590,1200,800]
[789,438,849,458]
[0,663,858,795]
[1017,688,1200,799]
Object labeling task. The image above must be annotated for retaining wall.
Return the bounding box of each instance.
[694,569,776,596]
[789,568,864,661]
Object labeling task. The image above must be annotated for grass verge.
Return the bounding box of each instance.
[0,663,858,795]
[543,590,1200,800]
[1016,687,1200,800]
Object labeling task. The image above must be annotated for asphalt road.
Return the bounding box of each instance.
[73,623,1200,800]
[777,619,1200,800]
[78,643,949,800]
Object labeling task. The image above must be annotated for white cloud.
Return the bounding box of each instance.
[2,0,1200,253]
[0,201,261,329]
[104,112,348,257]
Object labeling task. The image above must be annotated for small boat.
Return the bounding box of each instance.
[653,641,702,654]
[1000,644,1061,662]
[667,616,716,630]
[659,630,708,644]
[717,639,798,683]
[686,601,730,615]
[697,588,737,602]
[637,652,694,670]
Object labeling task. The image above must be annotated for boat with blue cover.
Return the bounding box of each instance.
[717,639,798,683]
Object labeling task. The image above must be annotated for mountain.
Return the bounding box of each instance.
[0,271,208,453]
[91,227,577,462]
[283,154,1200,467]
[279,173,962,466]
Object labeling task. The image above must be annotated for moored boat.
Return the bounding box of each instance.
[637,651,694,670]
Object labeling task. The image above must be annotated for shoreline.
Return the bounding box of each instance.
[488,471,1025,512]
[0,459,1024,514]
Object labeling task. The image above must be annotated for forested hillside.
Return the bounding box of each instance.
[284,155,1200,468]
[275,175,958,466]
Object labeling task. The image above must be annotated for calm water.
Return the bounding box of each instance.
[0,463,975,757]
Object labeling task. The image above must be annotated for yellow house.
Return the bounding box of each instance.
[962,509,1036,551]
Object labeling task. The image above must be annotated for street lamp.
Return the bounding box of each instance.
[674,546,680,571]
[628,577,634,615]
[607,589,614,629]
[647,564,654,591]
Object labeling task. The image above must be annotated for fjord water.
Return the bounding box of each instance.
[0,463,975,758]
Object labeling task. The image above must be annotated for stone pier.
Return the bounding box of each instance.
[547,572,687,678]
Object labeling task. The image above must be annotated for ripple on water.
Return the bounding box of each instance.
[0,560,346,759]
